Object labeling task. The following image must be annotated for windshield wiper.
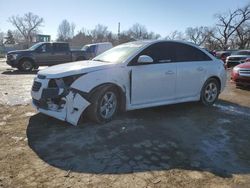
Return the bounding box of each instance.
[93,59,111,63]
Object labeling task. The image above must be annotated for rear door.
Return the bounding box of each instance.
[130,42,177,105]
[174,43,212,98]
[51,43,71,64]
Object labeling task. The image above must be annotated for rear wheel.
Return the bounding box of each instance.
[18,59,34,71]
[87,86,119,123]
[200,78,219,106]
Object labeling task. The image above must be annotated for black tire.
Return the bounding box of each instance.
[87,86,119,123]
[18,59,34,71]
[34,65,39,70]
[200,78,219,106]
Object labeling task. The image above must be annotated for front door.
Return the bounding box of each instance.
[35,43,54,65]
[130,42,177,105]
[131,63,176,105]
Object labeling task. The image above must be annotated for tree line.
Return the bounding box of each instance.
[0,3,249,50]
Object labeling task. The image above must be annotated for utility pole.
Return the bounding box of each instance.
[118,22,120,44]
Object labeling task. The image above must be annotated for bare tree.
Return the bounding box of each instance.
[0,31,4,44]
[118,32,134,44]
[146,31,161,40]
[4,30,15,44]
[213,4,250,49]
[165,30,184,40]
[70,28,93,48]
[91,24,109,42]
[8,12,44,46]
[185,26,209,46]
[126,23,160,40]
[12,30,24,43]
[57,19,75,41]
[127,23,148,40]
[202,28,221,50]
[234,22,250,49]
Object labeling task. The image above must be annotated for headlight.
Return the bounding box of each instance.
[233,67,240,73]
[11,54,18,60]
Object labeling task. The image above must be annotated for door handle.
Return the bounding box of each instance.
[197,67,204,71]
[165,70,174,75]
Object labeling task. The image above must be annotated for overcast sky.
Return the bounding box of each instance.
[0,0,249,40]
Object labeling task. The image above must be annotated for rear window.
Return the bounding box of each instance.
[174,43,212,62]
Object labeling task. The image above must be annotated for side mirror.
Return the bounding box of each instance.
[137,55,153,64]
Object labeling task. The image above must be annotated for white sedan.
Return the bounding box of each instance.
[31,40,227,125]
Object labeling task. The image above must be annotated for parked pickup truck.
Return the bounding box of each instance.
[6,42,86,71]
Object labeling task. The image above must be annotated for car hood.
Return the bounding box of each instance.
[8,49,32,54]
[38,60,116,78]
[236,62,250,68]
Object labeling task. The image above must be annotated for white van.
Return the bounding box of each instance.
[81,42,113,59]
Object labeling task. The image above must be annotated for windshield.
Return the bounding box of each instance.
[81,45,89,51]
[29,43,43,50]
[93,42,145,64]
[233,51,250,55]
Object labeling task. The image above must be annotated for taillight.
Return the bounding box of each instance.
[246,58,250,63]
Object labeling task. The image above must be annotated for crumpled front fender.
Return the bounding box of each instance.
[33,91,90,126]
[65,92,90,125]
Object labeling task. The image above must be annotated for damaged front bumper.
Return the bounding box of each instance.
[31,77,90,126]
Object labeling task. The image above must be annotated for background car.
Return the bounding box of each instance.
[231,59,250,87]
[6,42,113,71]
[215,50,232,64]
[245,58,250,63]
[226,50,250,68]
[81,42,113,60]
[6,42,85,71]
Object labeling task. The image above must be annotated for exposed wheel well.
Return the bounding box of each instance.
[89,83,126,112]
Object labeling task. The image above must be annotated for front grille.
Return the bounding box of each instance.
[32,99,48,108]
[33,99,40,106]
[48,79,57,87]
[239,69,250,77]
[228,57,242,61]
[32,81,42,91]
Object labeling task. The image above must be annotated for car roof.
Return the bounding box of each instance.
[126,39,202,48]
[37,42,68,44]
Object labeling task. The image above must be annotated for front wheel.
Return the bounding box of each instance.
[18,60,34,71]
[87,86,119,123]
[200,78,219,106]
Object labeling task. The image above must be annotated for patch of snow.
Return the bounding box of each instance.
[214,104,250,117]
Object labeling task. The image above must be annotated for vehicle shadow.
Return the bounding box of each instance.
[2,69,39,75]
[26,100,250,177]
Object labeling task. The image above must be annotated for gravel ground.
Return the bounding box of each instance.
[0,58,250,188]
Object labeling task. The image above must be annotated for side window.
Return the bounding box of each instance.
[139,42,175,63]
[53,43,69,52]
[37,43,51,53]
[89,45,96,53]
[174,43,211,62]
